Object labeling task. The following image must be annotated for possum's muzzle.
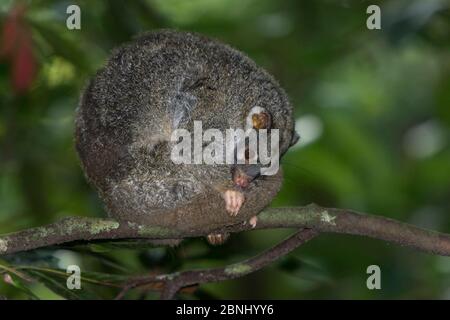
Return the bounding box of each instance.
[232,164,260,188]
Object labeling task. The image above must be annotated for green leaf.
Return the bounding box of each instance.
[2,273,39,300]
[27,270,98,300]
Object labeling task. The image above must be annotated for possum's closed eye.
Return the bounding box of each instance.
[246,106,272,130]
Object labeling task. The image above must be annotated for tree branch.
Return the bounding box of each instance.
[115,228,318,299]
[0,204,449,256]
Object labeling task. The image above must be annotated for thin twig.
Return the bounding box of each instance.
[115,229,318,299]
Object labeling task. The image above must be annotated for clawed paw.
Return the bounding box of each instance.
[223,190,245,216]
[206,233,229,245]
[249,215,258,228]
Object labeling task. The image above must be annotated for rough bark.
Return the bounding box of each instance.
[1,204,449,257]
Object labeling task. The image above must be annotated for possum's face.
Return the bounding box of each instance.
[231,105,299,189]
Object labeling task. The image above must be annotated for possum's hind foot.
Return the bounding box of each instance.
[206,233,230,245]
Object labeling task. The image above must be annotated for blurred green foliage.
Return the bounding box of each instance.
[0,0,449,299]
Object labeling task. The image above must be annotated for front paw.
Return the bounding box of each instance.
[222,190,245,216]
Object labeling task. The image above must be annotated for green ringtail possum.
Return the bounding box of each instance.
[75,30,298,245]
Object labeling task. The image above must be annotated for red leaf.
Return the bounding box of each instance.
[1,17,18,57]
[1,4,37,94]
[1,4,26,58]
[12,34,36,93]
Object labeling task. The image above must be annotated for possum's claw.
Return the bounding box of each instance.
[249,215,258,228]
[223,190,245,216]
[206,233,229,245]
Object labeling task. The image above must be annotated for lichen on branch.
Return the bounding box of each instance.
[0,204,449,256]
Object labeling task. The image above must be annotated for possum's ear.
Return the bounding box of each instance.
[290,131,300,147]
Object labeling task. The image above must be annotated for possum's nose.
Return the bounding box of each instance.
[232,165,260,188]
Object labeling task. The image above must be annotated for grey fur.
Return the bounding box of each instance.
[75,30,295,227]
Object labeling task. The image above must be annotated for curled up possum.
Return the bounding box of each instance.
[75,30,299,245]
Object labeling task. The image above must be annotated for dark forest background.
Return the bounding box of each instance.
[0,0,449,299]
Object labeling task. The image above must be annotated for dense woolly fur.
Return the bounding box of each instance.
[75,30,295,230]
